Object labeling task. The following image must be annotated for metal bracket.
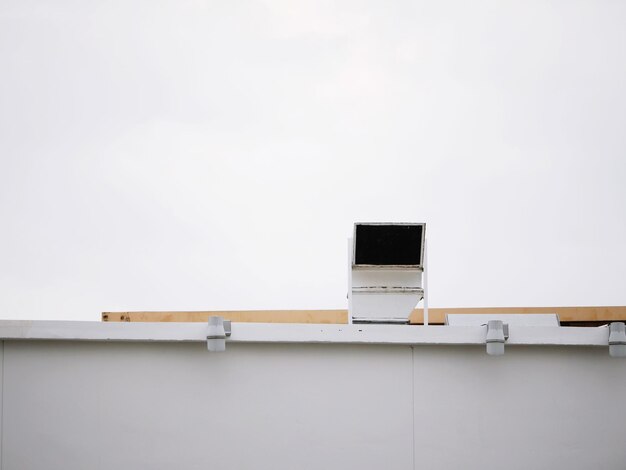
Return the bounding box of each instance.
[206,319,231,337]
[609,322,626,357]
[485,320,507,356]
[207,316,231,352]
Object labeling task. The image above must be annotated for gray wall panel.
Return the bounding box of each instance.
[2,341,626,470]
[413,346,626,470]
[0,341,3,469]
[2,341,413,470]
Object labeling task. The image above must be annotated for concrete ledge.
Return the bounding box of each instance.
[0,321,611,347]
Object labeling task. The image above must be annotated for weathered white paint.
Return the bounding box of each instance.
[0,321,612,347]
[0,338,625,470]
[446,313,560,326]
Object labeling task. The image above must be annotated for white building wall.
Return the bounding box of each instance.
[412,346,626,469]
[1,340,625,469]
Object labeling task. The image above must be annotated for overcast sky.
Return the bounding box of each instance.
[1,0,625,321]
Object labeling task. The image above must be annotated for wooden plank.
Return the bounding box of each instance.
[102,310,349,324]
[102,306,626,324]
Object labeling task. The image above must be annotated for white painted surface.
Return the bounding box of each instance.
[446,313,560,326]
[350,254,424,323]
[0,320,612,346]
[0,341,3,465]
[1,340,625,469]
[351,291,423,323]
[412,346,626,469]
[3,341,413,470]
[351,270,423,289]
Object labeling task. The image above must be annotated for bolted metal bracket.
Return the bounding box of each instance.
[207,316,231,352]
[608,322,626,357]
[485,320,508,356]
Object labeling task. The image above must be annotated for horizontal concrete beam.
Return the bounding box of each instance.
[0,321,612,347]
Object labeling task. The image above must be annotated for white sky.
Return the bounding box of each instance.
[1,0,625,321]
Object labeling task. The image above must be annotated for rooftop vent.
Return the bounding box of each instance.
[349,223,426,324]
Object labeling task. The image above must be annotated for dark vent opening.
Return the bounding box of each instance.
[354,224,423,266]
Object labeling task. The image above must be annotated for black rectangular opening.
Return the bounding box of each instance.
[354,224,424,266]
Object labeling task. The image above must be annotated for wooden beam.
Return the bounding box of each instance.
[102,306,626,324]
[102,310,349,324]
